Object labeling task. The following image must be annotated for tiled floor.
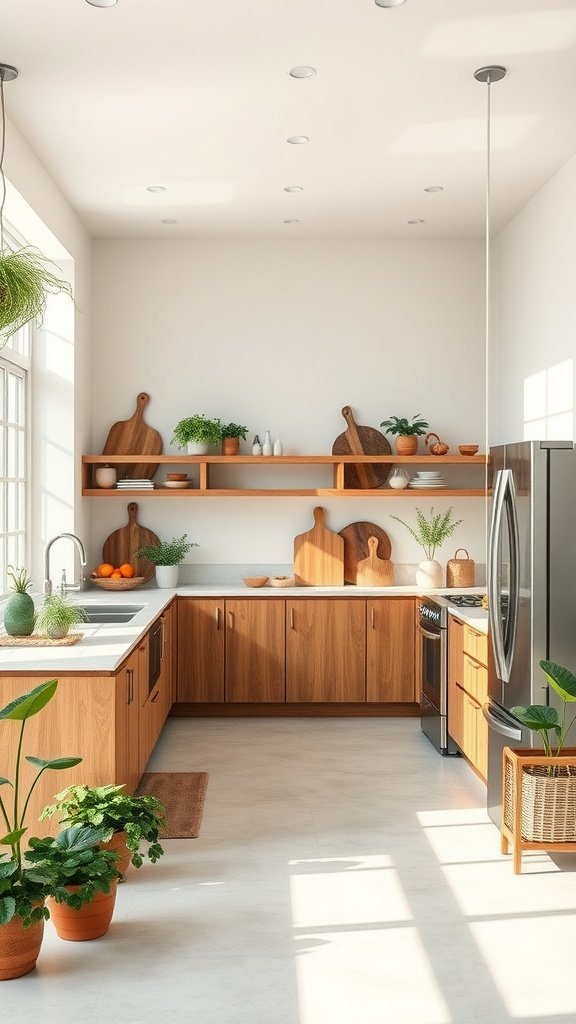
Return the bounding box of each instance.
[6,717,576,1023]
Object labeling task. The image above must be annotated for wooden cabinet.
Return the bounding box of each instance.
[177,598,225,702]
[366,598,415,702]
[225,600,285,702]
[115,646,141,794]
[448,615,488,779]
[140,605,174,771]
[286,599,366,703]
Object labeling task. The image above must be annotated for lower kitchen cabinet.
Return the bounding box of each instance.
[286,599,366,702]
[177,598,225,702]
[115,646,141,794]
[366,598,415,702]
[140,605,175,770]
[225,599,285,702]
[448,615,488,779]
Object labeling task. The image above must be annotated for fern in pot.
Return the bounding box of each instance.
[134,534,198,589]
[34,595,87,640]
[391,506,463,588]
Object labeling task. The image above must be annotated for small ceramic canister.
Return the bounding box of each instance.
[95,466,117,488]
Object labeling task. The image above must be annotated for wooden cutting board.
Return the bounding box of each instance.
[102,392,163,480]
[332,406,391,489]
[356,536,394,587]
[102,503,160,582]
[339,521,392,584]
[293,507,344,586]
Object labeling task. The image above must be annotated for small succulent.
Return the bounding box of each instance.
[3,565,35,637]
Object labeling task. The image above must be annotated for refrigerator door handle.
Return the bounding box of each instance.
[488,470,507,680]
[482,702,523,742]
[488,468,520,684]
[503,470,520,682]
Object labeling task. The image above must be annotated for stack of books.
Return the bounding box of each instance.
[116,478,155,489]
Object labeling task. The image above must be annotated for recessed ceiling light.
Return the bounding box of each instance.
[161,218,177,225]
[288,66,316,79]
[147,185,166,193]
[374,0,406,7]
[424,186,444,193]
[283,185,303,193]
[407,219,424,224]
[287,136,310,145]
[283,219,300,224]
[86,0,118,7]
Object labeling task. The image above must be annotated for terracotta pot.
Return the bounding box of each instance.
[395,435,418,456]
[47,881,117,941]
[0,915,44,980]
[100,830,132,878]
[222,437,240,456]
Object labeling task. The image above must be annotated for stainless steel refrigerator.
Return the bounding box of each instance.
[484,440,576,826]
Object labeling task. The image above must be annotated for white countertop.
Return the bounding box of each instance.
[0,584,488,672]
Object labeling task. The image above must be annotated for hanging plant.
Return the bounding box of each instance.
[0,64,74,349]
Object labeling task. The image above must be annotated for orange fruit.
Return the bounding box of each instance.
[110,570,122,578]
[96,563,114,578]
[119,563,135,578]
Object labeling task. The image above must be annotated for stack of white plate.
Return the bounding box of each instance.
[409,470,446,489]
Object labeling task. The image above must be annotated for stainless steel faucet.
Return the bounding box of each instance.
[44,533,87,597]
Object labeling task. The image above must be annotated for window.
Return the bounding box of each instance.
[0,324,30,594]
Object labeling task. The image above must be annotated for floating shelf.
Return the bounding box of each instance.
[82,454,488,498]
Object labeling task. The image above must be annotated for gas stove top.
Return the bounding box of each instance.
[448,594,485,608]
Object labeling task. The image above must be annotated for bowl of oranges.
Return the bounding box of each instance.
[91,563,145,591]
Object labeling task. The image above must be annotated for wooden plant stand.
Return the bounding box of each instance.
[501,746,576,874]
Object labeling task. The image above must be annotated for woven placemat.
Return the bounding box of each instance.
[0,632,84,647]
[136,772,209,839]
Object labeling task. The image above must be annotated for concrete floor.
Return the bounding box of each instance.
[6,717,576,1023]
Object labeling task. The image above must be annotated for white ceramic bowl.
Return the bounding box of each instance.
[416,471,443,479]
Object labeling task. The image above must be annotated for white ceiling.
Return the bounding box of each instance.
[3,0,576,239]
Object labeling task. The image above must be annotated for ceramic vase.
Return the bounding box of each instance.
[155,565,179,588]
[187,442,210,455]
[415,560,444,588]
[262,430,273,456]
[95,466,117,488]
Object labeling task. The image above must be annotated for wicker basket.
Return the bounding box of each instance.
[504,757,576,843]
[446,548,475,588]
[90,575,145,591]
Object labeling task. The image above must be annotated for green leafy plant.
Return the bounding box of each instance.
[0,248,74,350]
[40,784,166,868]
[3,565,35,637]
[512,660,576,771]
[25,826,121,909]
[380,414,430,437]
[34,595,87,639]
[171,415,222,448]
[391,506,463,561]
[221,422,248,440]
[133,533,198,567]
[0,680,82,925]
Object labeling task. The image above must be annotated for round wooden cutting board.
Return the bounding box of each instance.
[338,521,392,584]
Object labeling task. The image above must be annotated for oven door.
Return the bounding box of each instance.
[418,620,446,714]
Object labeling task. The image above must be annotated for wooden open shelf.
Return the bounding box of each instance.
[82,454,488,498]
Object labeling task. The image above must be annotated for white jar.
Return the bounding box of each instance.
[387,467,410,490]
[95,466,117,488]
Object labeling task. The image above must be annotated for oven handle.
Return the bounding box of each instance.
[418,624,442,641]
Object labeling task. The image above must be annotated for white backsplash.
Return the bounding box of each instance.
[177,562,486,587]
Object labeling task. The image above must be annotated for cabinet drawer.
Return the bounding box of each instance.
[463,625,487,666]
[462,653,488,704]
[461,688,488,779]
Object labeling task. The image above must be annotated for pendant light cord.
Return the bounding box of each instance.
[0,73,6,252]
[484,72,492,508]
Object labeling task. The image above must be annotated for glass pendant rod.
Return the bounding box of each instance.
[0,64,18,253]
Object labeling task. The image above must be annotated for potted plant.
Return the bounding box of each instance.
[391,506,463,587]
[3,566,35,637]
[221,422,248,456]
[380,414,430,455]
[34,594,87,640]
[502,660,576,872]
[0,249,74,352]
[133,533,198,588]
[0,679,82,978]
[40,783,165,878]
[171,414,223,455]
[25,826,121,941]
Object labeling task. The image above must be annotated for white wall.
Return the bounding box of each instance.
[91,238,487,573]
[491,153,576,446]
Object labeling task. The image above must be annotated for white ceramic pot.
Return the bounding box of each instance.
[415,560,444,588]
[155,565,179,588]
[95,466,117,488]
[187,442,210,455]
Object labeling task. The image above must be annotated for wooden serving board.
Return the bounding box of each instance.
[339,521,392,584]
[293,507,344,586]
[356,536,394,587]
[102,503,159,582]
[102,392,163,480]
[332,406,391,489]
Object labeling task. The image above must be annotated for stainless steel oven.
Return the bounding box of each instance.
[418,598,458,755]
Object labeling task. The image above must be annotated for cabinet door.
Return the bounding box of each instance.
[286,599,366,702]
[159,604,174,719]
[225,599,285,702]
[115,648,140,794]
[448,616,465,747]
[366,599,415,702]
[177,598,225,702]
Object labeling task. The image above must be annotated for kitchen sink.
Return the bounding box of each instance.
[79,604,145,624]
